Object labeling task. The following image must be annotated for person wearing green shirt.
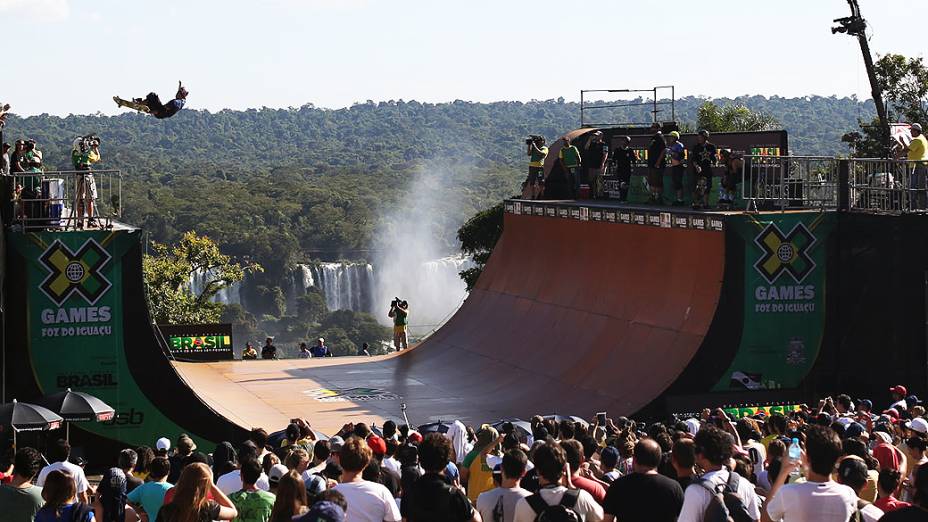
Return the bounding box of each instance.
[525,136,548,199]
[127,456,173,522]
[388,299,409,351]
[229,459,276,522]
[0,448,45,522]
[558,137,582,198]
[71,135,102,228]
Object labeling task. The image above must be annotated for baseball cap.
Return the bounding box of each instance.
[407,431,423,444]
[883,408,900,420]
[907,395,921,407]
[912,123,923,132]
[600,446,620,468]
[328,435,345,454]
[155,437,171,451]
[296,500,346,522]
[685,418,701,435]
[845,422,866,439]
[268,464,289,483]
[367,435,387,457]
[304,473,327,497]
[873,430,893,444]
[858,399,873,411]
[669,131,681,139]
[890,385,908,396]
[906,417,928,434]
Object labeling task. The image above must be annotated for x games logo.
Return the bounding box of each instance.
[754,223,817,284]
[39,239,112,306]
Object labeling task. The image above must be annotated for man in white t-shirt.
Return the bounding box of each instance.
[217,442,270,495]
[678,426,761,521]
[36,439,92,503]
[766,425,858,522]
[513,442,602,522]
[477,449,531,522]
[332,437,401,522]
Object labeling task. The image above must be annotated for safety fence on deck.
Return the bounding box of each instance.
[741,156,927,214]
[6,170,122,230]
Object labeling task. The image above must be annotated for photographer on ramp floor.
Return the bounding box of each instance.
[388,298,409,351]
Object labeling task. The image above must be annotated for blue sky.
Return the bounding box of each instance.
[3,0,926,116]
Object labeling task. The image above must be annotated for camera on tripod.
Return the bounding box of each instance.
[76,134,100,153]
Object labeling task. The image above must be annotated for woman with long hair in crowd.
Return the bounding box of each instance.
[268,470,308,522]
[155,463,237,522]
[35,470,95,522]
[134,446,156,481]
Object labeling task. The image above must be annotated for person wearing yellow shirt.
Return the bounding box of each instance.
[71,135,101,228]
[907,123,928,209]
[524,136,548,200]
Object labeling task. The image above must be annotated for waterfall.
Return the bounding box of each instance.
[309,262,375,312]
[285,264,315,312]
[187,269,242,305]
[186,257,471,333]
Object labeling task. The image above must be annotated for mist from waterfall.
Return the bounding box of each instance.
[372,164,472,336]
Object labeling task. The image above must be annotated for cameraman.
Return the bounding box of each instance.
[21,139,43,222]
[524,136,548,200]
[71,135,101,228]
[388,299,409,351]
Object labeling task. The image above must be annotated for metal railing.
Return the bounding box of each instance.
[7,169,122,230]
[848,159,926,213]
[741,156,840,211]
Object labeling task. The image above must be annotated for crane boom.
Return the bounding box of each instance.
[833,0,890,155]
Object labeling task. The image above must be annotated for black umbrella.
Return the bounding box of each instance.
[542,414,589,427]
[38,389,115,441]
[0,400,64,447]
[489,418,533,441]
[418,421,454,435]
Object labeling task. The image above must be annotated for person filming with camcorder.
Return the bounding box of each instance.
[71,134,101,229]
[523,135,548,200]
[388,297,409,351]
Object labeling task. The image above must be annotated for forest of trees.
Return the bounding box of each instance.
[2,95,876,321]
[4,94,875,254]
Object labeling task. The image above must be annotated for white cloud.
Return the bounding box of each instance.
[0,0,70,20]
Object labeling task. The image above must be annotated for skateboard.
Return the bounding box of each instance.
[113,96,150,113]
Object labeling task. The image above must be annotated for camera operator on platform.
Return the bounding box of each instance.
[388,298,409,351]
[71,135,101,228]
[524,135,548,200]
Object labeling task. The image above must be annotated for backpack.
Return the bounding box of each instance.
[697,470,753,522]
[525,489,582,522]
[848,499,871,522]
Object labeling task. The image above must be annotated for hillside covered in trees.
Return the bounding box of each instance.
[4,94,874,270]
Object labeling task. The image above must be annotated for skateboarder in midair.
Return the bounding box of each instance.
[114,81,189,119]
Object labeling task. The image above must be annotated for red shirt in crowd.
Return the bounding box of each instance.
[571,474,607,504]
[874,495,911,513]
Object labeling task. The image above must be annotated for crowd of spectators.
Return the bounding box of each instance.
[2,386,928,521]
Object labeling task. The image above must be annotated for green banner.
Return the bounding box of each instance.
[12,230,209,448]
[714,213,834,391]
[723,404,801,419]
